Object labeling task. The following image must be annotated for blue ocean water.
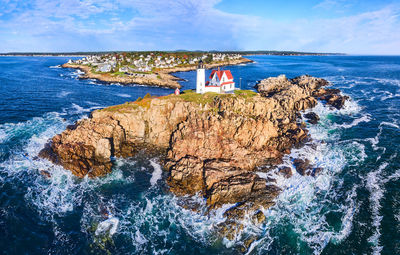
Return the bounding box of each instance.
[0,55,399,254]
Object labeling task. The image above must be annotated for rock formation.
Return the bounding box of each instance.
[39,74,347,229]
[304,112,320,124]
[62,57,253,89]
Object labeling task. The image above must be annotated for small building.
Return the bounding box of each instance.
[205,69,235,93]
[119,66,129,73]
[174,88,180,95]
[196,60,235,94]
[97,64,111,73]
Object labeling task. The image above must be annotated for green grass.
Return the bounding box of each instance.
[101,89,258,113]
[111,71,126,76]
[234,89,258,98]
[101,102,139,112]
[158,89,258,104]
[177,90,222,105]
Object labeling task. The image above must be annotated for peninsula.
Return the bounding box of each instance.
[39,74,347,245]
[62,52,252,88]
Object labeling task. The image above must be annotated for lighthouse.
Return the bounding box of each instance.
[196,60,205,94]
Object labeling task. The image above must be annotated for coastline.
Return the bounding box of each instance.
[38,74,349,250]
[61,57,253,89]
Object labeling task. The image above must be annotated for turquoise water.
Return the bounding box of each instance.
[0,56,399,254]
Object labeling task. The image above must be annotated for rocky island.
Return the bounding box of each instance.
[39,74,347,248]
[63,52,252,88]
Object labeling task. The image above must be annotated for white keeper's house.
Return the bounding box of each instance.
[196,60,235,94]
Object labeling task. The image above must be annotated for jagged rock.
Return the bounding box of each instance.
[314,88,349,109]
[40,170,51,178]
[253,210,266,224]
[311,167,323,177]
[39,75,344,218]
[40,98,196,177]
[278,166,293,178]
[293,158,311,175]
[304,112,320,124]
[327,94,348,109]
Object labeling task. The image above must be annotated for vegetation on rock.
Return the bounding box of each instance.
[39,75,348,244]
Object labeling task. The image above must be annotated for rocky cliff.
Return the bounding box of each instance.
[40,74,347,219]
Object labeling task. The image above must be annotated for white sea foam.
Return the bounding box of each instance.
[334,187,359,242]
[115,193,226,253]
[115,93,131,98]
[309,99,362,121]
[387,169,400,181]
[49,65,61,68]
[56,91,72,98]
[366,162,388,255]
[373,77,400,87]
[66,69,85,80]
[69,103,103,115]
[0,116,217,253]
[0,129,6,143]
[0,112,64,147]
[0,111,132,219]
[334,115,371,129]
[0,83,371,253]
[0,113,81,216]
[149,159,162,186]
[380,91,400,101]
[366,121,399,154]
[85,101,100,106]
[379,121,400,129]
[246,96,370,254]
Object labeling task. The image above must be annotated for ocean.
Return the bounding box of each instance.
[0,55,399,254]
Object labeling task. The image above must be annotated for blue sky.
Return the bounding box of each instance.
[0,0,399,54]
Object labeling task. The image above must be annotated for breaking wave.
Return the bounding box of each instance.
[57,91,73,98]
[115,93,132,98]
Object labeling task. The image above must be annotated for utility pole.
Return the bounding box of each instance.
[239,78,242,90]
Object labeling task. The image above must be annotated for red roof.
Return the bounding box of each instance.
[209,70,233,80]
[224,70,233,80]
[220,81,235,86]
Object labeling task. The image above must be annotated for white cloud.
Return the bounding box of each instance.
[314,0,340,10]
[0,0,400,54]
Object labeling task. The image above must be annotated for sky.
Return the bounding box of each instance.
[0,0,399,54]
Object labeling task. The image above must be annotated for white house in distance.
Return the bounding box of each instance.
[196,60,235,94]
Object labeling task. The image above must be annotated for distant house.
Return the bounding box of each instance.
[119,66,129,73]
[196,61,235,94]
[97,64,111,73]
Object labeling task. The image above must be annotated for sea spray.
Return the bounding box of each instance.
[149,159,162,187]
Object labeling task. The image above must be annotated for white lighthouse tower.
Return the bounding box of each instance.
[196,60,205,94]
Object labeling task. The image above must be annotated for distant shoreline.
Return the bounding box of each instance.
[0,51,346,57]
[0,55,87,57]
[62,57,253,89]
